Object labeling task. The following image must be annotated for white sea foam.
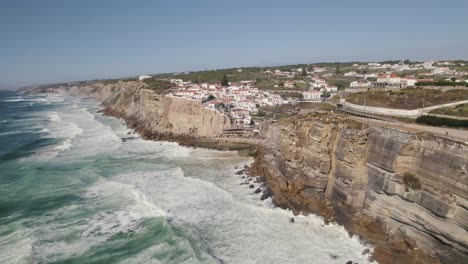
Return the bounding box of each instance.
[112,167,374,264]
[48,112,62,122]
[26,98,47,103]
[1,98,24,102]
[29,180,205,263]
[38,127,50,133]
[10,93,375,263]
[45,94,65,103]
[0,228,34,264]
[53,138,72,151]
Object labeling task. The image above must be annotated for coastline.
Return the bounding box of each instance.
[102,102,438,264]
[25,82,468,264]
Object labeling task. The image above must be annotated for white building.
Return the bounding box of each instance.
[138,75,152,81]
[350,81,372,88]
[402,76,417,86]
[303,90,322,101]
[284,81,295,88]
[364,73,377,79]
[375,74,402,88]
[344,71,357,77]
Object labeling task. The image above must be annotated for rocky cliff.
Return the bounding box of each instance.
[30,82,468,263]
[250,113,468,264]
[31,81,231,143]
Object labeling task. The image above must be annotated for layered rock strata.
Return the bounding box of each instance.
[249,114,468,264]
[30,82,468,263]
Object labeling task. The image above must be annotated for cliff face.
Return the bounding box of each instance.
[33,81,229,140]
[250,114,468,264]
[31,82,468,263]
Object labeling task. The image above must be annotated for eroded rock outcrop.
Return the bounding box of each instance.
[30,81,231,145]
[250,114,468,264]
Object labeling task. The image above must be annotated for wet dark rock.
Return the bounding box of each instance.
[235,170,244,175]
[256,176,266,183]
[260,193,269,200]
[289,217,295,223]
[254,188,261,194]
[329,254,338,259]
[345,261,352,264]
[249,184,255,188]
[362,249,370,255]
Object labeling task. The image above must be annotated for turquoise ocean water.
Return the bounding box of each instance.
[0,90,373,264]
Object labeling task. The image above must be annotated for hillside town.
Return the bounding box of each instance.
[139,60,468,127]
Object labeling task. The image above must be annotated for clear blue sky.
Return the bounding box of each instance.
[1,0,468,87]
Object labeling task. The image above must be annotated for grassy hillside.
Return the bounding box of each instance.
[430,103,468,117]
[142,79,173,94]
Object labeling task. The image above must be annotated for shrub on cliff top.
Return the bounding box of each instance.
[416,115,468,128]
[403,172,422,191]
[344,119,363,129]
[143,79,173,94]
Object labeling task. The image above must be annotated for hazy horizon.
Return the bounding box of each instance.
[2,0,468,87]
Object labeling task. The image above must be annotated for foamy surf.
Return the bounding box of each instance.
[1,98,24,102]
[0,91,375,264]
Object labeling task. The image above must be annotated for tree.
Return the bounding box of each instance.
[202,94,216,103]
[335,65,341,74]
[221,74,229,87]
[301,68,307,76]
[321,91,331,98]
[404,59,411,65]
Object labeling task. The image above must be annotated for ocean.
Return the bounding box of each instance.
[0,90,373,264]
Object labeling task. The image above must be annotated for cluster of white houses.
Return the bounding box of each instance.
[348,60,467,88]
[165,75,339,126]
[167,79,289,126]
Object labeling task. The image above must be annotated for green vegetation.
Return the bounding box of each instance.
[221,74,229,87]
[280,92,303,99]
[154,67,264,84]
[255,80,278,90]
[416,115,468,128]
[323,77,352,90]
[430,103,468,117]
[142,78,173,94]
[294,102,337,111]
[343,119,363,129]
[335,65,341,74]
[321,91,331,98]
[403,172,422,191]
[416,81,468,87]
[294,81,308,89]
[448,65,468,72]
[347,88,468,109]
